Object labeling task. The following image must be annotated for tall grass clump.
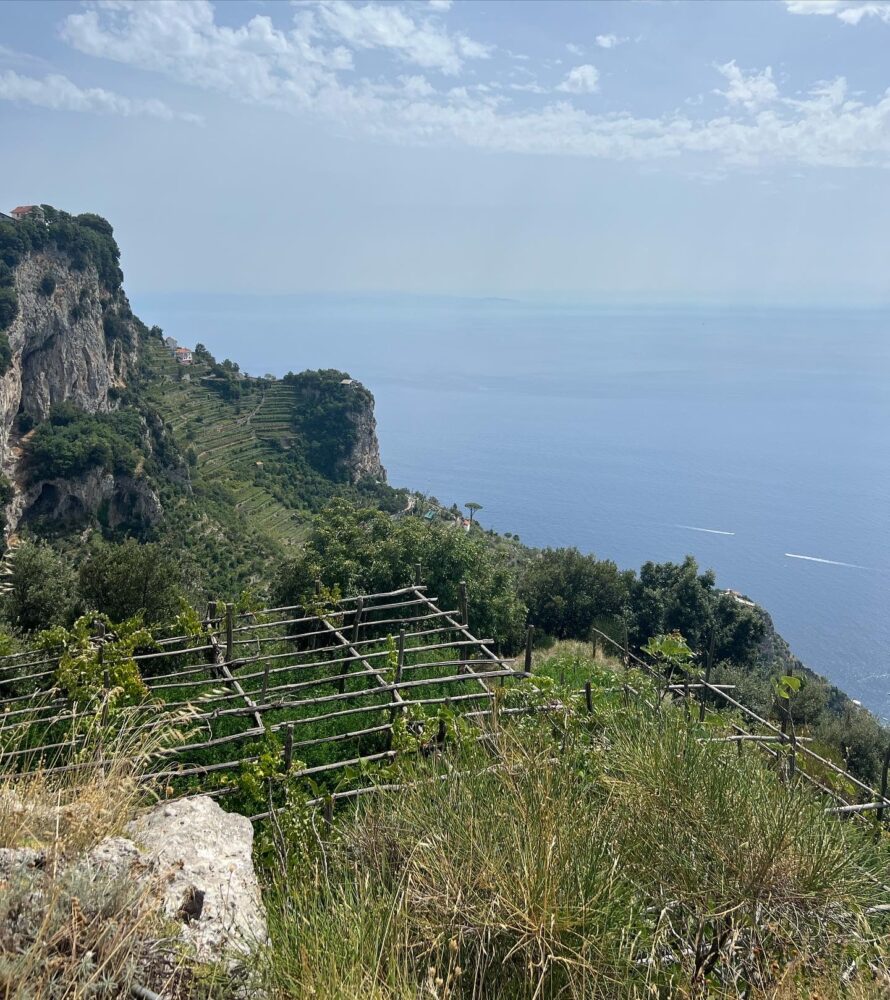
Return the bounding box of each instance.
[0,695,197,998]
[260,657,890,999]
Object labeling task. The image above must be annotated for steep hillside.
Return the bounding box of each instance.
[0,206,402,594]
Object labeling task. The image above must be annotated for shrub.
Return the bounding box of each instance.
[0,287,18,331]
[2,540,76,632]
[78,539,187,624]
[37,273,55,297]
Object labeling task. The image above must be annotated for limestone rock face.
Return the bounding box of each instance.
[19,468,163,533]
[0,252,133,462]
[0,250,147,535]
[123,796,267,961]
[343,384,385,483]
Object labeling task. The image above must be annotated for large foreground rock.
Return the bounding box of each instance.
[126,796,267,960]
[83,796,266,965]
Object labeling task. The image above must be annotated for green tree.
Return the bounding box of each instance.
[465,501,482,524]
[78,539,187,624]
[272,499,527,651]
[0,287,18,331]
[630,555,764,664]
[518,547,633,641]
[3,541,76,631]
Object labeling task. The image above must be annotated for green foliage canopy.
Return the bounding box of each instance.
[273,499,527,651]
[77,539,187,625]
[2,540,76,632]
[25,404,144,483]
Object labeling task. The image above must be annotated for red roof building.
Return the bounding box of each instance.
[9,205,43,222]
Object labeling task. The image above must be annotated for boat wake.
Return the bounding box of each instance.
[675,525,735,536]
[785,553,868,570]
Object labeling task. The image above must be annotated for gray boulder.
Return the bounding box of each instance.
[126,796,267,960]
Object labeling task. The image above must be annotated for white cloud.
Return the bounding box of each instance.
[398,74,435,97]
[715,61,779,111]
[595,34,626,48]
[556,64,599,94]
[313,0,491,75]
[428,0,453,9]
[784,1,890,24]
[566,42,584,56]
[53,3,890,169]
[0,69,201,121]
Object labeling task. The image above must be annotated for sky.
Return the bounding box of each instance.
[1,0,890,304]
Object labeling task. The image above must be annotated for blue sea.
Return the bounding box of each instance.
[132,294,890,718]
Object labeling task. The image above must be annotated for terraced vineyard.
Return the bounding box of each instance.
[140,340,308,549]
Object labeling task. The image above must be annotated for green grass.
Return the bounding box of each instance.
[256,645,890,1000]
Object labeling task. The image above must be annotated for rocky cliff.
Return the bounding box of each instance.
[0,207,394,564]
[286,369,386,484]
[0,211,152,537]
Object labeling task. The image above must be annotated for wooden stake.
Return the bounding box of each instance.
[699,632,715,723]
[878,745,890,828]
[524,625,534,675]
[459,580,468,627]
[351,597,363,645]
[414,562,423,586]
[584,680,593,714]
[283,724,294,771]
[225,604,234,663]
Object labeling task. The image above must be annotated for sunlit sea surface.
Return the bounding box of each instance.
[133,294,890,717]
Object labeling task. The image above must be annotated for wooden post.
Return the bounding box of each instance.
[524,625,534,675]
[351,597,363,645]
[699,632,715,723]
[394,629,406,688]
[780,667,793,737]
[789,729,797,781]
[877,745,890,828]
[459,580,468,628]
[314,578,322,597]
[387,629,406,747]
[283,724,294,772]
[591,632,598,658]
[584,680,593,714]
[414,562,423,586]
[206,600,218,626]
[225,603,234,663]
[261,659,270,704]
[323,797,333,827]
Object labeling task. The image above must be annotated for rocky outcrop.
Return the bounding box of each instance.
[340,381,385,483]
[1,796,265,992]
[17,468,162,533]
[121,796,267,961]
[0,250,141,535]
[287,370,386,484]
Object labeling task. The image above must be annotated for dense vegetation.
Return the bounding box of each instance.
[260,657,890,999]
[24,403,145,482]
[284,368,377,481]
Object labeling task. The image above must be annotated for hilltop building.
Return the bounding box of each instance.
[174,347,193,365]
[10,205,45,222]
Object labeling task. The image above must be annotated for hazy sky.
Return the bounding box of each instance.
[2,0,890,303]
